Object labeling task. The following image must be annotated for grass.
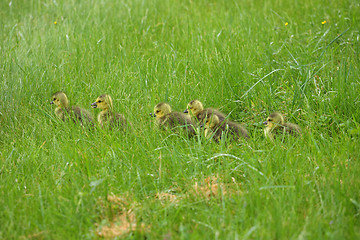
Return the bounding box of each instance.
[1,0,360,239]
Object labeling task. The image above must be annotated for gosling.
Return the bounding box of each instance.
[204,114,249,142]
[263,112,301,141]
[50,91,94,125]
[91,94,129,129]
[184,99,227,124]
[150,102,195,135]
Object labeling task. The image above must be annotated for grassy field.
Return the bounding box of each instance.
[1,0,360,239]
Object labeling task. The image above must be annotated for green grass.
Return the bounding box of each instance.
[1,0,360,239]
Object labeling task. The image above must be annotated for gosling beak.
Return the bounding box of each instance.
[91,102,97,108]
[149,113,156,117]
[184,109,188,113]
[50,101,54,105]
[263,121,268,125]
[199,124,204,128]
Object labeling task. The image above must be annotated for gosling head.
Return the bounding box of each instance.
[91,94,113,110]
[204,114,220,130]
[50,91,69,108]
[263,112,285,130]
[184,100,204,116]
[151,103,171,119]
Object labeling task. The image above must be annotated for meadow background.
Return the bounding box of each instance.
[1,0,360,239]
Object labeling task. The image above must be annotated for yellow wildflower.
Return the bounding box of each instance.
[285,22,289,26]
[322,20,327,25]
[54,21,57,25]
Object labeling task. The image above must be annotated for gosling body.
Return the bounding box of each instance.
[50,91,94,125]
[151,102,195,135]
[204,114,249,142]
[91,94,129,129]
[263,112,301,141]
[184,100,226,124]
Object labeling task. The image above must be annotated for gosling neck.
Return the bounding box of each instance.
[100,105,113,114]
[59,99,70,110]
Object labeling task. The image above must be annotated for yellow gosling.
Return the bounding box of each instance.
[91,94,130,129]
[204,114,249,142]
[263,112,301,141]
[50,91,94,125]
[151,102,195,135]
[184,99,227,124]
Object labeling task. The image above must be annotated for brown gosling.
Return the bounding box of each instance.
[184,99,227,124]
[204,114,249,142]
[263,112,301,141]
[50,91,94,125]
[91,94,129,129]
[150,102,195,135]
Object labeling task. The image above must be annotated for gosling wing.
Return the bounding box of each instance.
[160,112,195,135]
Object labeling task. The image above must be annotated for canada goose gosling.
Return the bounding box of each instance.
[151,102,172,121]
[204,114,249,141]
[50,91,94,125]
[151,102,195,135]
[204,114,220,139]
[184,99,204,117]
[50,91,70,121]
[91,94,113,125]
[184,99,226,124]
[91,94,129,129]
[263,112,301,141]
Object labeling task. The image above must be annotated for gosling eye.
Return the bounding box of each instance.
[97,100,102,103]
[156,110,160,113]
[53,98,56,101]
[268,119,272,122]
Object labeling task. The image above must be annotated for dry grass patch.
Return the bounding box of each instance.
[95,193,147,238]
[96,209,139,238]
[155,192,178,203]
[192,175,242,199]
[20,231,48,239]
